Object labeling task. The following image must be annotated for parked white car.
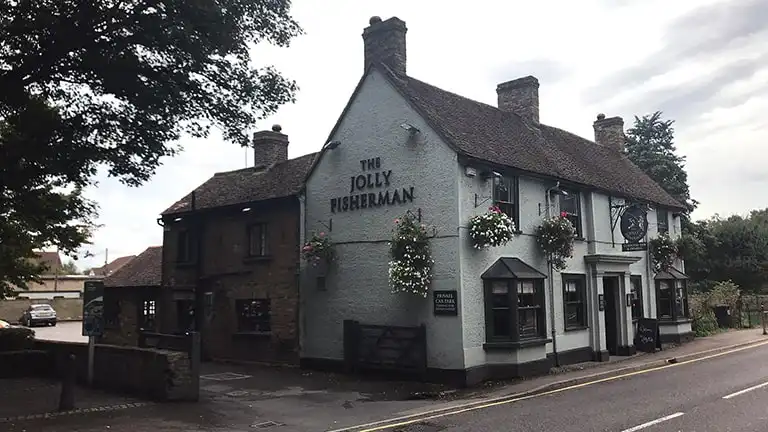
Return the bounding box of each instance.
[19,304,58,327]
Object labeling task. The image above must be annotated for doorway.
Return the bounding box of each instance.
[602,276,620,355]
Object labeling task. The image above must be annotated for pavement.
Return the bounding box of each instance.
[31,321,88,343]
[3,327,766,431]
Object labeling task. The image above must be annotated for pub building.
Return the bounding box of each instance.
[299,16,692,386]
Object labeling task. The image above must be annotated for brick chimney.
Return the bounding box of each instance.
[252,124,288,169]
[363,16,407,76]
[593,114,626,152]
[496,76,540,124]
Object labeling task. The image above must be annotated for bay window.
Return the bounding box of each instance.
[655,268,690,321]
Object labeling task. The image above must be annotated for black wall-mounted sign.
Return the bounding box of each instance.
[598,294,605,311]
[330,157,416,213]
[635,318,662,353]
[433,290,458,316]
[620,203,649,251]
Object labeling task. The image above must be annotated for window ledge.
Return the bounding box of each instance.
[233,331,272,338]
[175,261,197,268]
[564,326,589,333]
[243,255,273,264]
[483,338,552,351]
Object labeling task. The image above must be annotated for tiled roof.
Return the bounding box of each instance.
[104,246,162,288]
[33,251,62,275]
[90,255,136,276]
[380,66,684,209]
[162,152,318,215]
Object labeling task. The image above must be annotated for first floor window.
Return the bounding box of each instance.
[656,279,689,320]
[247,223,268,257]
[630,276,644,320]
[236,298,271,333]
[492,175,519,228]
[657,209,669,234]
[562,274,587,329]
[140,299,156,331]
[485,279,546,341]
[177,229,194,263]
[559,189,582,237]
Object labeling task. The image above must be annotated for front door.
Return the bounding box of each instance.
[603,276,620,355]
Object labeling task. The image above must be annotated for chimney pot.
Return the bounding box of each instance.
[496,75,540,124]
[362,16,407,76]
[593,115,625,152]
[252,127,289,168]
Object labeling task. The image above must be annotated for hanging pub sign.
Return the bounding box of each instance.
[330,157,415,213]
[620,203,649,252]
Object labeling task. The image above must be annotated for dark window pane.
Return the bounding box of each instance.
[565,304,583,328]
[493,177,511,202]
[236,299,271,332]
[630,276,643,320]
[564,280,579,302]
[518,281,537,307]
[493,308,511,337]
[519,308,539,339]
[249,224,268,256]
[658,209,669,234]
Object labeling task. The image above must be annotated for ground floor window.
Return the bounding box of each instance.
[485,279,546,341]
[236,298,271,333]
[656,279,689,320]
[562,274,587,330]
[630,275,643,321]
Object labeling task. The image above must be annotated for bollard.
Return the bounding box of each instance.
[58,354,76,411]
[762,303,767,336]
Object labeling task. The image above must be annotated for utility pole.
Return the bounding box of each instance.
[54,246,59,291]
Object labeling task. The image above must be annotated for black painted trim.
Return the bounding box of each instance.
[659,331,695,344]
[548,347,593,366]
[593,350,610,362]
[616,345,637,356]
[483,338,551,351]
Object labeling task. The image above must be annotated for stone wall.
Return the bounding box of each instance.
[0,298,83,322]
[162,198,301,364]
[33,340,198,402]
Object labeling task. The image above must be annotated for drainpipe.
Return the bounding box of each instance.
[544,186,559,367]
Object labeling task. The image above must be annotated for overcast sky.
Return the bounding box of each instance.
[73,0,768,269]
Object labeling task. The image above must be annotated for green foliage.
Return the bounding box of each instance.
[535,214,577,272]
[60,259,79,275]
[0,1,302,298]
[625,111,697,214]
[707,280,741,308]
[689,281,742,336]
[388,212,435,297]
[679,212,768,294]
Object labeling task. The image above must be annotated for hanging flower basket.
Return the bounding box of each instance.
[302,232,334,267]
[649,233,678,273]
[388,211,435,298]
[534,212,577,272]
[468,206,517,249]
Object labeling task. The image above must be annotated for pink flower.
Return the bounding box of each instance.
[560,211,568,218]
[395,218,400,224]
[319,232,325,237]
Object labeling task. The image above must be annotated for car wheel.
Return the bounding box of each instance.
[51,322,57,327]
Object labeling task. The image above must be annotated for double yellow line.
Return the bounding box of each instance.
[328,339,768,432]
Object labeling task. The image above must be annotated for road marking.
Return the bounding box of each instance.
[621,412,684,432]
[332,339,768,432]
[723,381,768,399]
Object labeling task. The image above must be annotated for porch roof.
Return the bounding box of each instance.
[654,267,689,280]
[481,257,547,280]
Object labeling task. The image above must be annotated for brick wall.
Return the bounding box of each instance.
[162,198,301,364]
[0,298,83,322]
[33,340,198,402]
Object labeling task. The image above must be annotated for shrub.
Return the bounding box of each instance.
[0,326,36,352]
[689,293,719,337]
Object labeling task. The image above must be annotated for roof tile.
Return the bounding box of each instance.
[104,246,162,288]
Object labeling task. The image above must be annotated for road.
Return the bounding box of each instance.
[361,341,768,432]
[32,320,87,343]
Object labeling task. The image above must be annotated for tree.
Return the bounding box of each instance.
[60,259,79,275]
[0,1,303,298]
[625,111,698,215]
[680,211,768,294]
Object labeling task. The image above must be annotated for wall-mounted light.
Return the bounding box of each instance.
[242,207,251,213]
[400,122,420,134]
[174,217,183,222]
[324,140,341,150]
[481,170,503,181]
[465,166,477,177]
